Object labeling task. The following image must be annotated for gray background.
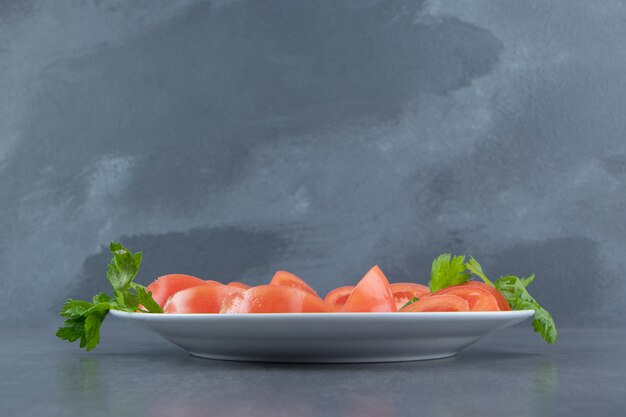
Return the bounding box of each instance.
[1,0,625,327]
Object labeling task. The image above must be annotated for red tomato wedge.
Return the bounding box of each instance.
[228,281,251,290]
[341,265,397,312]
[270,270,319,297]
[324,286,354,311]
[465,281,511,311]
[220,285,333,313]
[146,274,210,307]
[163,285,243,313]
[434,284,500,311]
[390,283,431,310]
[400,294,470,312]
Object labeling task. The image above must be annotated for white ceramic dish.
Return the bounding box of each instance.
[110,310,534,363]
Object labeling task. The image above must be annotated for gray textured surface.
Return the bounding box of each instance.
[1,0,626,326]
[2,324,625,417]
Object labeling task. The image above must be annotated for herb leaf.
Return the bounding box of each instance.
[465,257,494,286]
[59,299,92,318]
[495,275,557,344]
[56,242,160,351]
[107,242,142,299]
[429,254,471,292]
[56,316,86,343]
[520,274,535,288]
[131,283,163,313]
[83,312,107,351]
[91,293,113,305]
[400,296,420,310]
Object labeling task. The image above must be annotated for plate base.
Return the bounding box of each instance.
[110,309,535,362]
[188,351,459,363]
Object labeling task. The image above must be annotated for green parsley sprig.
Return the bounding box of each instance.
[427,254,557,344]
[56,242,161,351]
[494,275,557,344]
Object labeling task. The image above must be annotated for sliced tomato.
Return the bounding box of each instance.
[145,274,210,307]
[390,283,431,310]
[270,270,319,297]
[204,279,223,286]
[220,285,333,313]
[465,281,511,311]
[341,265,397,312]
[228,281,251,290]
[163,285,243,313]
[435,283,500,311]
[400,294,469,312]
[324,286,354,311]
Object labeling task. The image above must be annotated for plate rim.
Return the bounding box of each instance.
[110,309,535,321]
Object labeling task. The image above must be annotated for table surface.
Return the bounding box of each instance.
[1,322,625,417]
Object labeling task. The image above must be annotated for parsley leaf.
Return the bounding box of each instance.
[56,315,86,343]
[59,299,92,318]
[107,242,142,304]
[400,296,420,309]
[495,275,558,344]
[465,257,494,286]
[56,242,161,351]
[520,274,535,288]
[83,311,107,351]
[131,283,163,313]
[92,293,114,304]
[429,254,471,292]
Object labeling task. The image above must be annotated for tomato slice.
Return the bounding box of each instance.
[341,265,397,312]
[146,274,210,307]
[465,281,511,311]
[163,285,243,313]
[434,284,500,311]
[400,294,470,312]
[220,285,333,313]
[228,281,251,290]
[324,286,354,311]
[390,283,431,310]
[270,270,319,297]
[204,279,223,286]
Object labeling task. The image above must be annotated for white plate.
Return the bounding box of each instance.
[110,310,534,363]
